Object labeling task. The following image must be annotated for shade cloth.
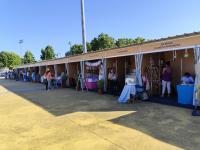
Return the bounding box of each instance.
[103,58,107,92]
[80,61,84,91]
[118,85,136,103]
[135,54,143,86]
[193,46,200,106]
[177,84,194,105]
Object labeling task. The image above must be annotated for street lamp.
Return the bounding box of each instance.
[81,0,87,54]
[19,39,24,64]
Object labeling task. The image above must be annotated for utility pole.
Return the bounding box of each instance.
[81,0,87,53]
[19,39,24,64]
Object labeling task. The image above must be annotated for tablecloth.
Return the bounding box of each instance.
[118,85,136,103]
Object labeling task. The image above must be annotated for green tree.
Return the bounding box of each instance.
[116,38,135,47]
[133,37,145,44]
[116,37,145,47]
[0,51,21,69]
[40,45,55,60]
[65,42,92,56]
[90,33,116,51]
[23,50,35,64]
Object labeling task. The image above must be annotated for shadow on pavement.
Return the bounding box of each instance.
[1,79,200,150]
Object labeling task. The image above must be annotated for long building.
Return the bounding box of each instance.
[15,32,200,99]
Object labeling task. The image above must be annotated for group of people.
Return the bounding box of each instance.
[107,61,195,98]
[42,69,67,91]
[18,70,38,82]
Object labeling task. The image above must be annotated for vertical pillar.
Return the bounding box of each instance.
[103,58,107,92]
[54,64,58,78]
[39,66,41,75]
[65,63,69,86]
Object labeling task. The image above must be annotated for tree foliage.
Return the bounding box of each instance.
[65,43,92,56]
[40,45,55,60]
[90,33,116,51]
[133,37,145,44]
[23,50,35,64]
[0,51,21,69]
[116,38,135,47]
[116,37,145,47]
[66,33,145,56]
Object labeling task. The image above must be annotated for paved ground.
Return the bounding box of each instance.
[0,79,200,150]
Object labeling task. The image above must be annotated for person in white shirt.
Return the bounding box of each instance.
[181,72,194,84]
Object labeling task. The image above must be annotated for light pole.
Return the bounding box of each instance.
[81,0,87,53]
[68,41,72,50]
[19,39,24,64]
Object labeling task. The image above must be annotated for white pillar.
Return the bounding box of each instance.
[39,66,41,75]
[54,64,58,78]
[65,63,69,86]
[103,58,107,92]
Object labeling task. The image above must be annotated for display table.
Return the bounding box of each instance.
[177,84,194,105]
[118,84,136,103]
[85,78,98,90]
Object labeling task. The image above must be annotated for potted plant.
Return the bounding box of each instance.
[97,80,104,95]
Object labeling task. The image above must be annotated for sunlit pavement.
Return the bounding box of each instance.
[0,79,200,150]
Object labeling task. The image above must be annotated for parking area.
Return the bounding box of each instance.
[0,79,200,150]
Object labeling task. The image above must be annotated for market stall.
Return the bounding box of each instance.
[84,60,103,90]
[142,49,195,102]
[56,63,67,88]
[68,62,80,88]
[107,56,136,98]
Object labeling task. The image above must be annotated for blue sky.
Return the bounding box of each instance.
[0,0,200,60]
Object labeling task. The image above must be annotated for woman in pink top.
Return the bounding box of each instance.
[45,70,52,91]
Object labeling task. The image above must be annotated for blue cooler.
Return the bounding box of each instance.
[177,85,194,105]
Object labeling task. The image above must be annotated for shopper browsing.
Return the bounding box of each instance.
[161,61,172,97]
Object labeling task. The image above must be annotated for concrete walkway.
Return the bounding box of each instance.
[0,79,200,150]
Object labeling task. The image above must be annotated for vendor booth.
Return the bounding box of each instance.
[84,60,102,90]
[107,56,136,98]
[55,63,67,88]
[140,48,195,105]
[68,62,80,88]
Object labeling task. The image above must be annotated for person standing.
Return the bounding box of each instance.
[161,61,172,97]
[108,68,117,96]
[45,70,52,91]
[32,70,36,82]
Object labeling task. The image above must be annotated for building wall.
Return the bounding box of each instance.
[57,64,65,75]
[68,62,80,78]
[40,66,46,75]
